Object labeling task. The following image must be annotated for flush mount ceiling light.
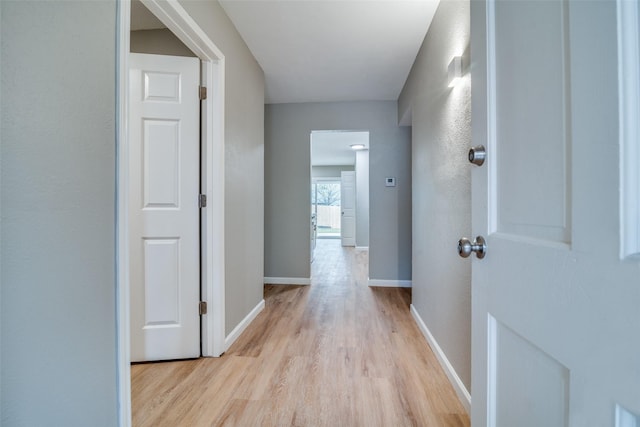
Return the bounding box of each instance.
[350,144,366,150]
[448,56,462,88]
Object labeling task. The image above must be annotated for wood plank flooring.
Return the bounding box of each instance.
[132,239,469,426]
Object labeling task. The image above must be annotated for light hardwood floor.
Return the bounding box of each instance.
[132,239,469,426]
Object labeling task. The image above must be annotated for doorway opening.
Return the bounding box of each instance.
[116,0,226,424]
[310,131,369,264]
[312,179,342,238]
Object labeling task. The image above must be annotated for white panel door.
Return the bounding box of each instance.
[470,1,640,426]
[341,171,356,246]
[129,53,201,362]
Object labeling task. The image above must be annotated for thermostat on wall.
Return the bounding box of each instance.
[385,177,396,187]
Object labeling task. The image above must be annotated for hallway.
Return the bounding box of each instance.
[132,239,469,426]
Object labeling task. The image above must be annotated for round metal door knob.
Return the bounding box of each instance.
[458,236,487,259]
[468,145,486,166]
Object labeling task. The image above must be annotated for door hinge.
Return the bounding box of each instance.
[199,86,207,100]
[199,194,207,208]
[199,301,208,315]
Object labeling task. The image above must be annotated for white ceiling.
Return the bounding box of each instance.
[219,0,439,104]
[311,131,369,166]
[131,1,436,165]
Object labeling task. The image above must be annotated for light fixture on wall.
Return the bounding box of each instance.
[448,56,462,87]
[350,144,366,150]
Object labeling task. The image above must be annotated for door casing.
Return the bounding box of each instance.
[116,0,226,425]
[341,170,356,246]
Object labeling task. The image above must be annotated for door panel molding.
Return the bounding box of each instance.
[487,0,572,245]
[486,0,498,235]
[487,315,570,427]
[617,0,640,260]
[473,1,640,425]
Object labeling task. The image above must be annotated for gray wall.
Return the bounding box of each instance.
[312,165,353,178]
[1,1,265,424]
[1,1,118,425]
[179,1,265,335]
[398,0,471,390]
[130,28,197,57]
[265,101,411,281]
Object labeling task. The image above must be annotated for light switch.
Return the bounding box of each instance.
[385,177,396,187]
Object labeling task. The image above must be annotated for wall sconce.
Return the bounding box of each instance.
[448,56,462,87]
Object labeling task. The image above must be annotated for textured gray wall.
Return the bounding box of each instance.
[398,0,472,390]
[1,3,266,425]
[179,1,265,335]
[312,165,354,178]
[130,29,197,57]
[1,1,118,425]
[265,101,411,281]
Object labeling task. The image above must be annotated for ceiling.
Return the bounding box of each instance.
[131,0,439,104]
[219,0,439,104]
[131,0,436,165]
[311,131,369,166]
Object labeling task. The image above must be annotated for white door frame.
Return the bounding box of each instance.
[340,170,356,246]
[116,0,226,425]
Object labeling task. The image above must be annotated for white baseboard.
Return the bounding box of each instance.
[368,279,412,288]
[410,304,471,413]
[224,299,265,351]
[263,277,311,285]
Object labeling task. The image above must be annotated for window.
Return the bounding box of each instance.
[312,180,341,237]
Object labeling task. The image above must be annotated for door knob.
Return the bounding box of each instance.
[458,236,487,259]
[468,145,486,166]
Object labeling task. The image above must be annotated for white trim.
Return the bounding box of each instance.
[141,0,224,60]
[264,277,312,285]
[115,1,131,425]
[355,246,369,251]
[486,0,498,235]
[368,279,412,288]
[617,0,640,260]
[224,299,266,351]
[410,304,471,413]
[312,176,342,182]
[116,0,225,425]
[140,0,226,357]
[486,314,498,427]
[140,0,226,359]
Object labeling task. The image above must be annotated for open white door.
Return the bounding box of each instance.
[341,171,356,246]
[469,1,640,425]
[129,53,201,362]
